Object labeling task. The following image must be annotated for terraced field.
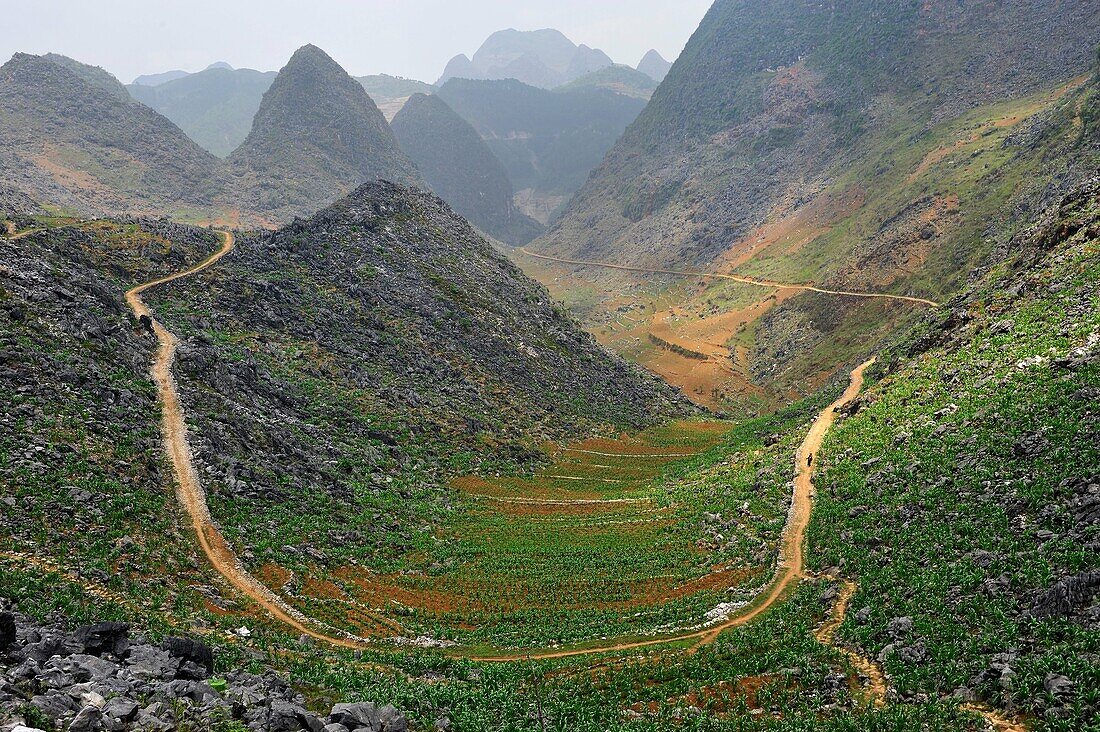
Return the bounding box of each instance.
[259,419,824,649]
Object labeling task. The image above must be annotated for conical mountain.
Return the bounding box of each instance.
[391,93,542,245]
[0,52,223,215]
[229,44,421,222]
[636,49,671,82]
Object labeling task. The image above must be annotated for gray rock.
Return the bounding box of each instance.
[322,725,350,732]
[1044,673,1075,699]
[160,636,214,678]
[126,645,179,681]
[885,616,914,638]
[31,690,80,718]
[69,705,106,732]
[0,611,15,647]
[330,702,381,731]
[23,633,83,662]
[75,622,130,658]
[62,654,119,682]
[379,705,407,732]
[103,696,140,722]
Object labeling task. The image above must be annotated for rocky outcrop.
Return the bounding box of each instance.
[0,610,407,732]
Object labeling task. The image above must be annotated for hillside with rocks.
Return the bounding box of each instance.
[228,45,421,223]
[0,610,408,732]
[809,175,1100,729]
[391,93,542,245]
[147,181,690,572]
[437,78,646,223]
[0,53,224,217]
[128,66,277,157]
[437,28,614,89]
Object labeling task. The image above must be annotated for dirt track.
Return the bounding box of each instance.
[126,232,399,647]
[126,236,946,675]
[128,237,881,659]
[517,248,940,307]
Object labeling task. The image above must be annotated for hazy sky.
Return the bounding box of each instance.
[3,0,714,84]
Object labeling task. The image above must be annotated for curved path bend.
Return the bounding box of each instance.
[517,248,940,307]
[126,232,400,648]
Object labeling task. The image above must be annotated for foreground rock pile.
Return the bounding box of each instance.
[0,611,407,732]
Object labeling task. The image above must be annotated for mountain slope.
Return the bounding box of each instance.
[132,68,189,86]
[127,67,277,157]
[391,93,542,245]
[438,29,614,89]
[637,49,672,82]
[436,78,646,223]
[0,52,224,216]
[530,0,1100,408]
[228,45,421,223]
[811,175,1100,729]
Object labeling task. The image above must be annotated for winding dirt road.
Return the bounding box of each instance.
[126,232,398,647]
[465,359,876,662]
[127,235,930,668]
[517,248,940,307]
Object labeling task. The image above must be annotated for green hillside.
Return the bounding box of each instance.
[557,64,658,100]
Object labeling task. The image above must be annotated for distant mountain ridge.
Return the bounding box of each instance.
[438,28,615,89]
[391,93,543,246]
[636,49,672,82]
[132,61,234,86]
[437,77,646,224]
[128,67,277,157]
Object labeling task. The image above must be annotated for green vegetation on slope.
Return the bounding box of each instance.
[811,179,1100,729]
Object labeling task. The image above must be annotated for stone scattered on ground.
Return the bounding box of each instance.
[0,610,406,732]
